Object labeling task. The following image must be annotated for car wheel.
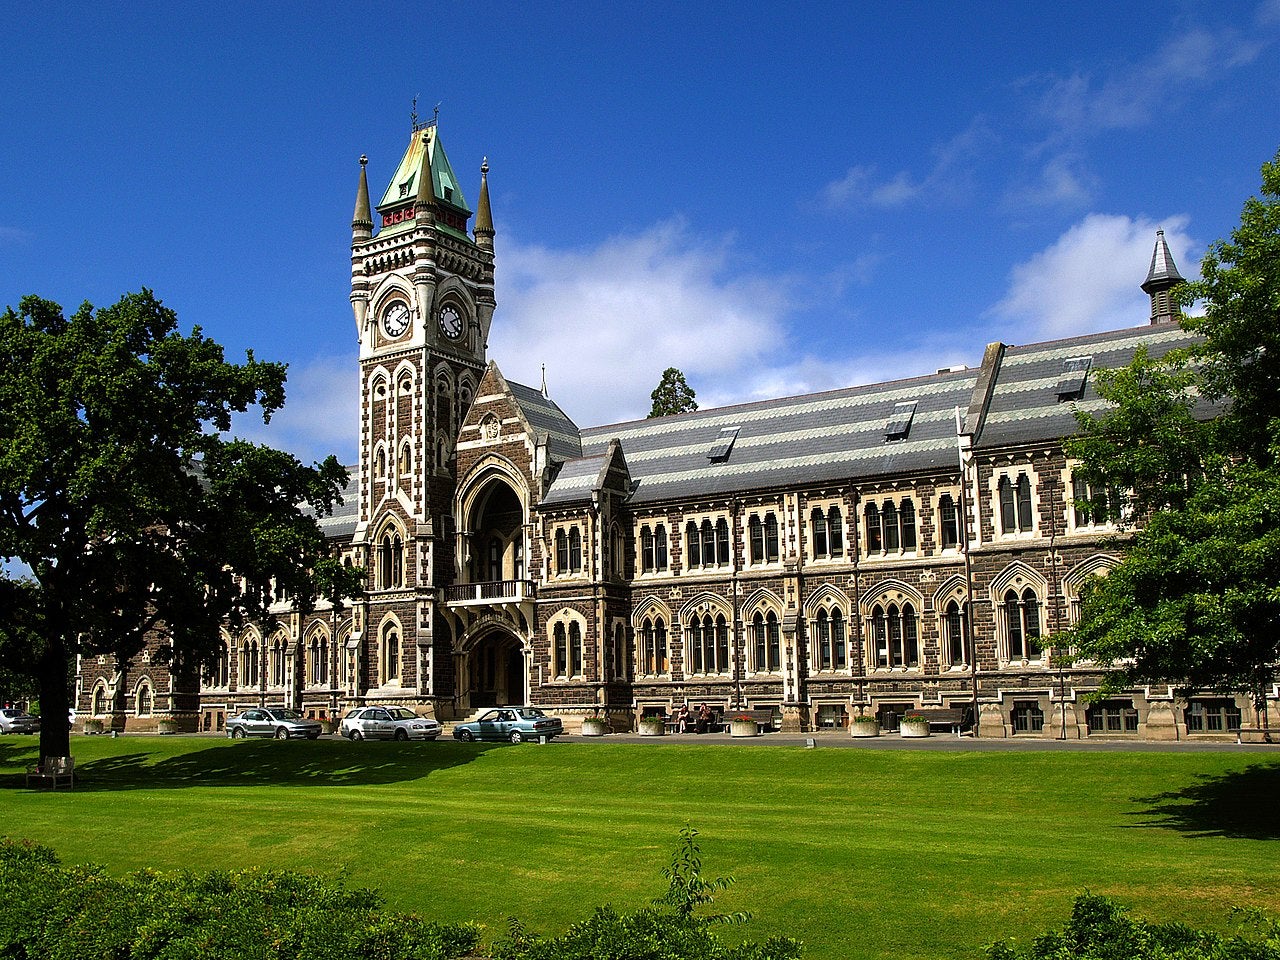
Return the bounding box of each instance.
[231,727,245,739]
[509,730,524,744]
[458,729,475,742]
[351,730,363,741]
[394,729,409,741]
[275,727,289,740]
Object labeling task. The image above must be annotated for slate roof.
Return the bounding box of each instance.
[975,323,1198,450]
[548,367,980,507]
[508,379,583,462]
[540,321,1202,509]
[314,468,360,541]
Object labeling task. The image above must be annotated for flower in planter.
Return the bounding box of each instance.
[903,714,929,723]
[853,715,878,724]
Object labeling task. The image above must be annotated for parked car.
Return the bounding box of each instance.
[452,707,563,743]
[340,706,442,741]
[0,709,40,735]
[226,707,322,740]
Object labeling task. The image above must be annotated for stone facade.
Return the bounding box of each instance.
[75,125,1278,741]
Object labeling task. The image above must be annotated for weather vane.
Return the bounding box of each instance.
[410,94,420,131]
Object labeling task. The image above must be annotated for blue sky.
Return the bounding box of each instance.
[4,1,1279,466]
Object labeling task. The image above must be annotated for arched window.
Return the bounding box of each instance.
[944,599,966,666]
[382,627,401,682]
[685,521,701,568]
[135,682,152,717]
[399,441,412,478]
[556,529,568,573]
[899,499,917,551]
[378,531,404,589]
[612,622,627,681]
[270,636,285,687]
[568,527,582,572]
[715,518,730,565]
[999,474,1035,533]
[939,494,959,549]
[752,610,781,672]
[92,683,108,716]
[700,520,715,566]
[553,622,568,678]
[374,447,386,480]
[1004,588,1042,660]
[864,503,883,553]
[814,608,848,670]
[871,605,888,667]
[882,501,900,551]
[639,615,668,675]
[569,621,583,677]
[811,507,828,558]
[750,513,780,564]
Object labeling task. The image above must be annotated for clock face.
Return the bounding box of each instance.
[382,301,410,338]
[439,304,464,339]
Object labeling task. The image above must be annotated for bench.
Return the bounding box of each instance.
[910,708,969,738]
[26,756,75,790]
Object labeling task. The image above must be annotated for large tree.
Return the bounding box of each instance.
[0,291,363,760]
[1067,149,1280,737]
[648,367,698,418]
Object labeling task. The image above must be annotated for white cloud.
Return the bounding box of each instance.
[990,213,1196,339]
[1004,153,1098,210]
[491,220,792,426]
[230,354,358,465]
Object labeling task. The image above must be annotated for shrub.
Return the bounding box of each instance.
[987,893,1280,960]
[0,837,480,960]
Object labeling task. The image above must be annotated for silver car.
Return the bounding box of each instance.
[340,706,441,741]
[0,709,40,734]
[226,707,322,740]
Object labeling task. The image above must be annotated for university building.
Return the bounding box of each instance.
[76,120,1272,740]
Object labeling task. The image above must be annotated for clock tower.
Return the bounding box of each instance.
[348,119,496,710]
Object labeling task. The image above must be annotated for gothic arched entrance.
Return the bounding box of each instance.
[461,627,528,709]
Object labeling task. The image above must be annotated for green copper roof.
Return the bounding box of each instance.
[375,125,473,236]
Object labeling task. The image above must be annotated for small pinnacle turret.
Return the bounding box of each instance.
[415,130,437,223]
[1141,229,1186,325]
[475,157,494,252]
[352,155,373,240]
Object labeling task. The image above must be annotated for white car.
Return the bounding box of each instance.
[340,706,441,741]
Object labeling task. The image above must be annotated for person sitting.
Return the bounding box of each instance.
[675,703,690,733]
[696,702,713,734]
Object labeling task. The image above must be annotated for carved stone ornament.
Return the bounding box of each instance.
[481,414,500,442]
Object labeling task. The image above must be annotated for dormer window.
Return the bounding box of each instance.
[884,402,916,442]
[1056,356,1092,401]
[707,427,739,462]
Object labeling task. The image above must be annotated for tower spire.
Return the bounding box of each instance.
[475,157,494,252]
[415,130,437,221]
[1141,229,1185,325]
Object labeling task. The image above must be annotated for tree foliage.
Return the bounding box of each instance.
[648,367,698,418]
[0,291,364,759]
[1065,149,1280,732]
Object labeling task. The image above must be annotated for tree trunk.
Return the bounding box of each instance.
[36,636,71,761]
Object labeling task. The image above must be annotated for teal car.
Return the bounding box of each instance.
[452,707,563,743]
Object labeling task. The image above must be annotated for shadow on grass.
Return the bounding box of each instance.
[1,737,501,791]
[1128,761,1280,840]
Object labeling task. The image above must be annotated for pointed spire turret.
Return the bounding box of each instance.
[475,157,494,252]
[352,155,373,240]
[1141,229,1186,325]
[415,130,436,223]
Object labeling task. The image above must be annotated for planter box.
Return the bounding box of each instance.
[729,719,760,738]
[638,721,665,737]
[850,720,881,738]
[900,719,931,738]
[581,718,609,737]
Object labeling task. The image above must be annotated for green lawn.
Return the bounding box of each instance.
[3,736,1278,960]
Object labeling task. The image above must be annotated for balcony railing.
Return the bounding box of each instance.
[443,580,537,605]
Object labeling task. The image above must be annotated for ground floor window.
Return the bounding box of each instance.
[1010,700,1044,733]
[815,704,848,729]
[1184,698,1242,733]
[1087,699,1138,733]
